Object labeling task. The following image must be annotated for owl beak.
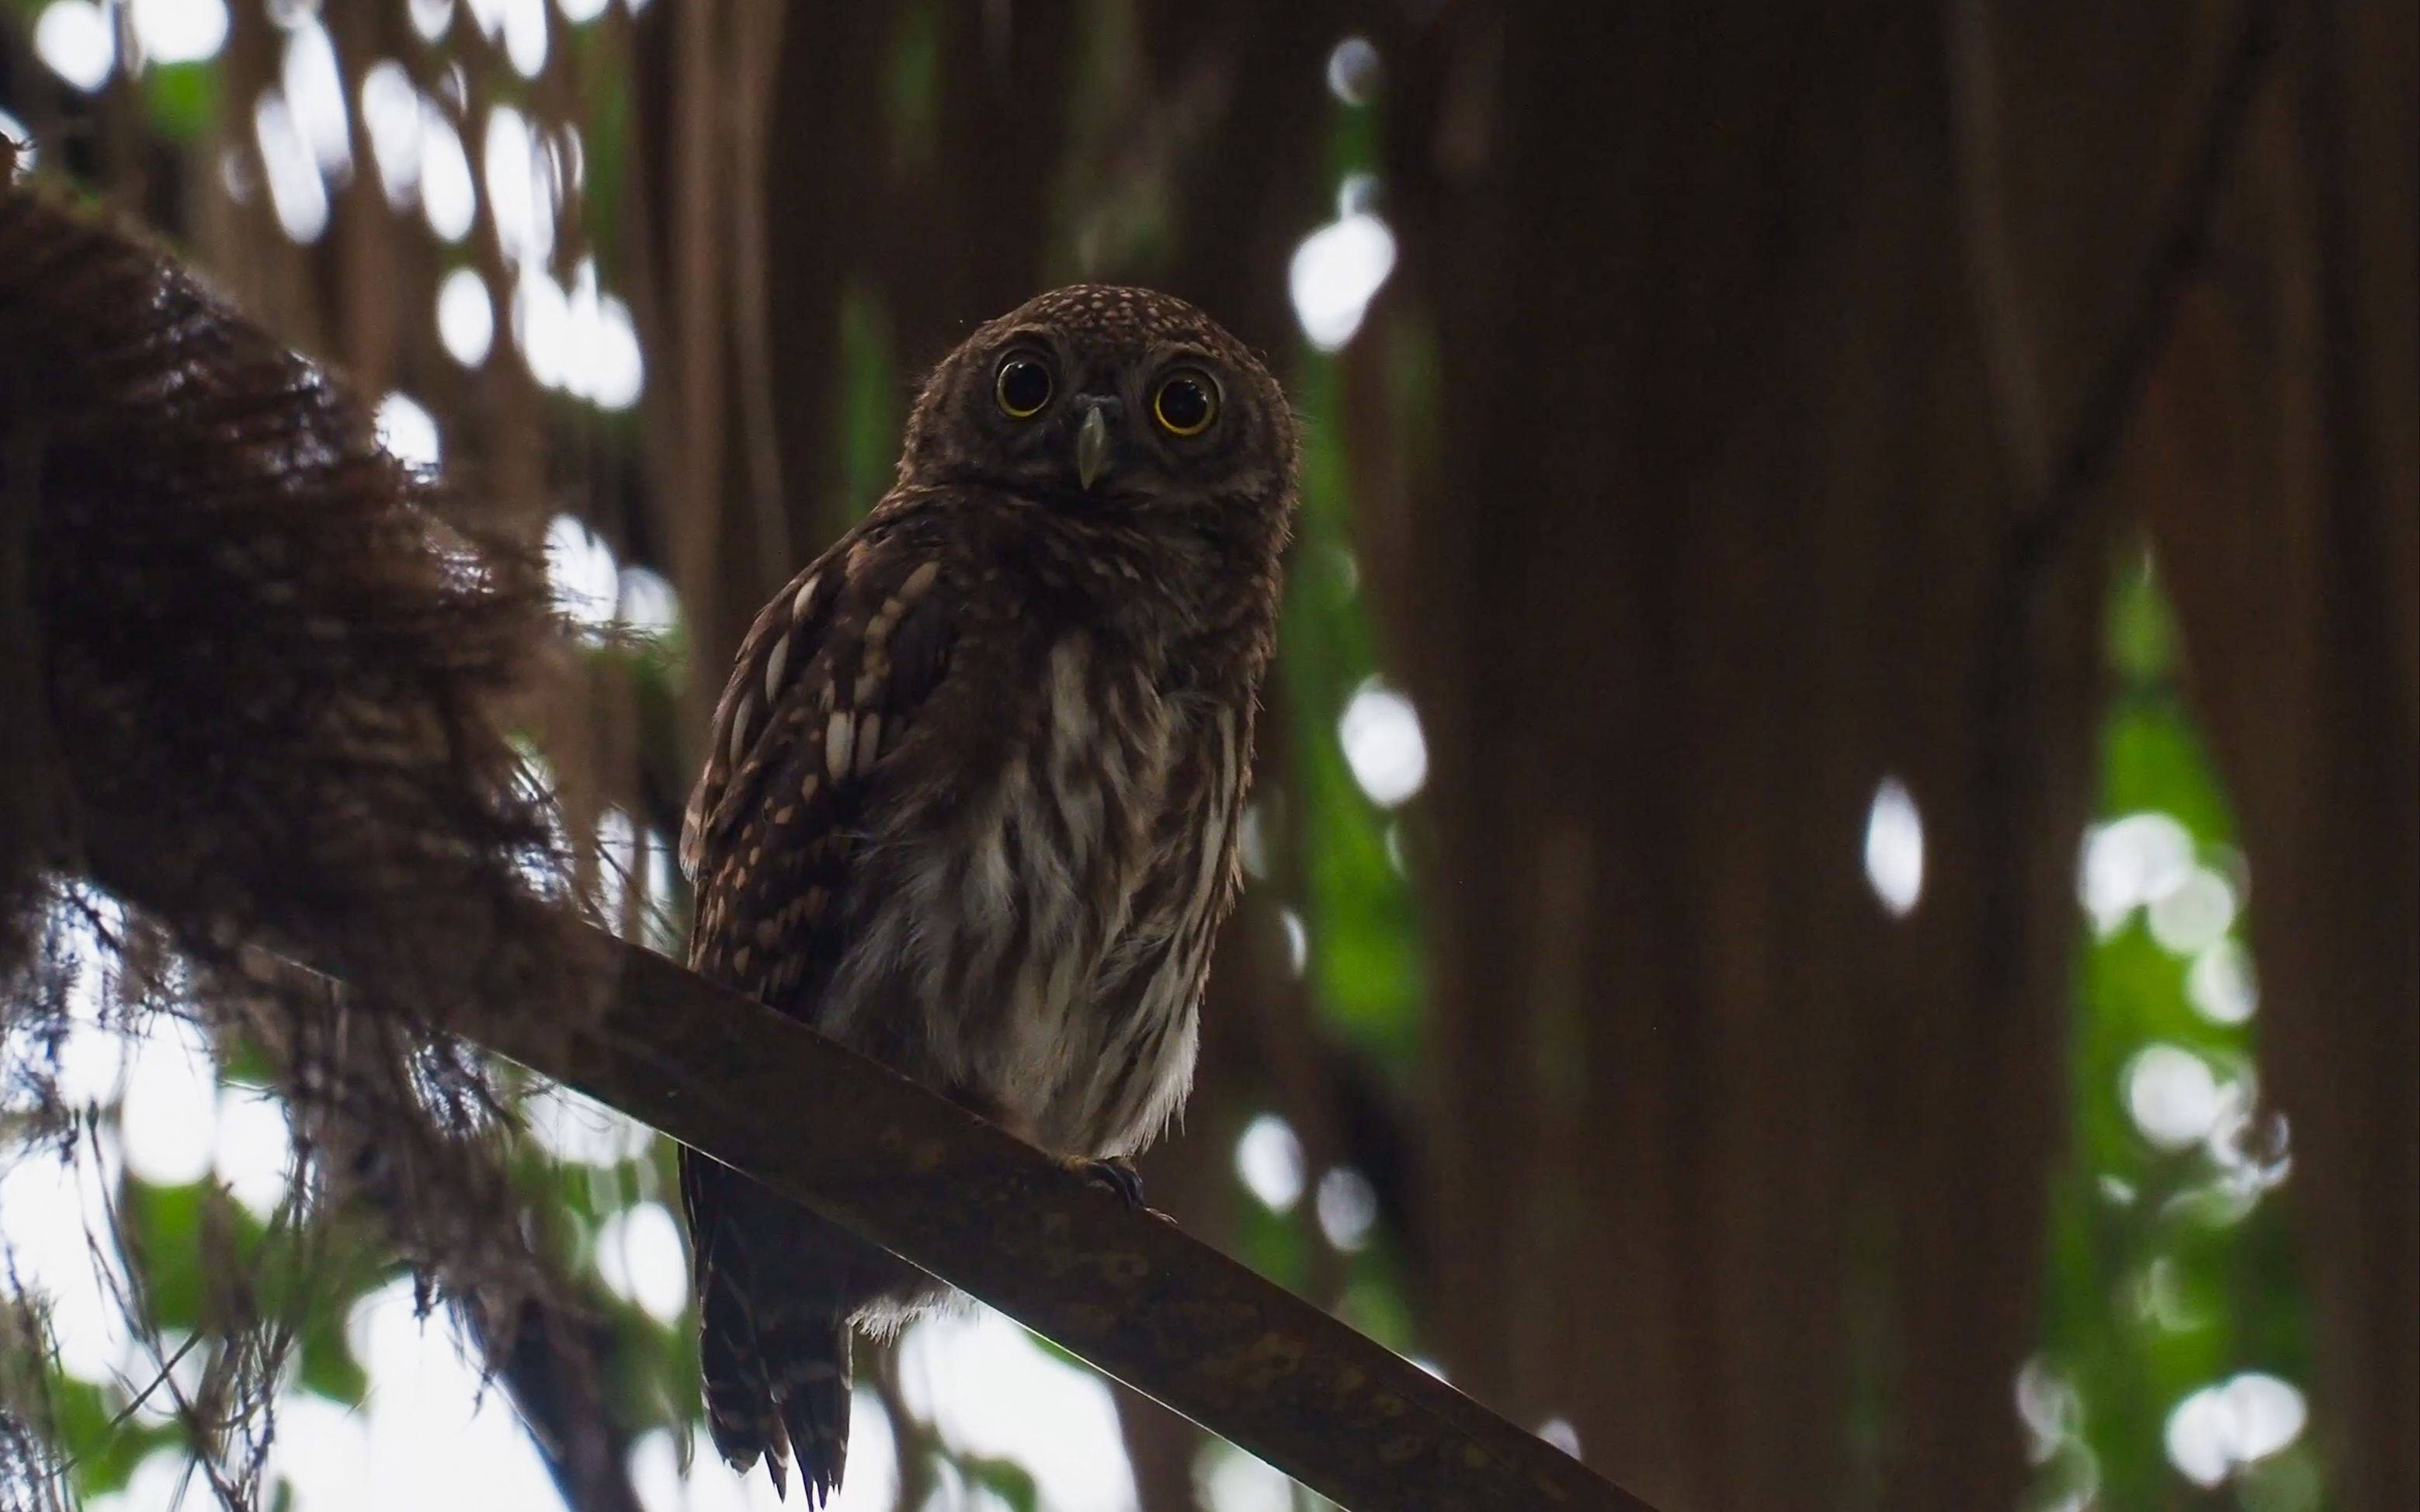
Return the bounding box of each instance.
[1075,403,1113,491]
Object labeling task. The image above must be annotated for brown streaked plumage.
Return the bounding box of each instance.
[679,285,1297,1503]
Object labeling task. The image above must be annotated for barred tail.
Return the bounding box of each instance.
[768,1316,852,1503]
[686,1149,861,1504]
[700,1274,854,1503]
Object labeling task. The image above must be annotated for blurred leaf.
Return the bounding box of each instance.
[835,282,900,525]
[1276,354,1425,1069]
[141,63,219,146]
[296,1298,368,1407]
[886,2,941,172]
[120,1180,207,1333]
[2106,555,2182,681]
[575,21,630,272]
[53,1371,177,1499]
[952,1449,1039,1512]
[2101,705,2233,841]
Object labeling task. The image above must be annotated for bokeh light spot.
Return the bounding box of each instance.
[374,392,443,470]
[34,2,116,93]
[130,0,229,64]
[1290,211,1397,352]
[1863,775,1925,917]
[2124,1044,2222,1150]
[1315,1167,1378,1251]
[1234,1113,1305,1213]
[436,268,496,367]
[1338,680,1428,807]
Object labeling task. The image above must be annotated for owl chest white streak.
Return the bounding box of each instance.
[820,633,1207,1146]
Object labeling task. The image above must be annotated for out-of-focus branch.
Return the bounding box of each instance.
[471,920,1654,1512]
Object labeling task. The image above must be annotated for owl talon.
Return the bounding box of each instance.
[1069,1156,1147,1209]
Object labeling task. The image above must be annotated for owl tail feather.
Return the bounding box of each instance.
[770,1321,852,1506]
[699,1264,852,1506]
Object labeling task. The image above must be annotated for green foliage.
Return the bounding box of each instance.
[575,26,633,277]
[51,1372,179,1500]
[141,64,219,146]
[1275,353,1425,1067]
[835,282,902,525]
[886,2,943,173]
[2032,551,2321,1511]
[950,1448,1041,1512]
[117,1181,211,1335]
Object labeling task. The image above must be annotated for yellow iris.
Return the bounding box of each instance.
[1152,370,1217,436]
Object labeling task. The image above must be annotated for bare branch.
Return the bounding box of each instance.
[472,919,1654,1512]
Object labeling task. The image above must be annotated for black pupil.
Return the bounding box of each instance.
[1160,377,1209,429]
[1000,360,1050,414]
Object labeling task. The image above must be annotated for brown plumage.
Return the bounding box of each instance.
[677,286,1297,1501]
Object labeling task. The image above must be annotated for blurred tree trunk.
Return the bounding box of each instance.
[1367,3,2318,1507]
[2122,4,2416,1507]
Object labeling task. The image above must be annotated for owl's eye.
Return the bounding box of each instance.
[995,353,1054,419]
[1151,369,1218,436]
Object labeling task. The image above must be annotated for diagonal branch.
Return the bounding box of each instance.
[471,918,1654,1512]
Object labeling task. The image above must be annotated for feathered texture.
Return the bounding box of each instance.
[0,173,605,1501]
[680,285,1298,1500]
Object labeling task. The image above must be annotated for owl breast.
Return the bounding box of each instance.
[816,629,1240,1159]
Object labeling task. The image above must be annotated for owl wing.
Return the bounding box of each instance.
[679,529,955,1001]
[675,522,957,1495]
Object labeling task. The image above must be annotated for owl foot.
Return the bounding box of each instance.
[1068,1156,1145,1207]
[1065,1157,1175,1223]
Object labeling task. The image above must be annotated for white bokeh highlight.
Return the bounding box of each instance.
[2147,868,2239,956]
[1315,1167,1378,1251]
[1325,37,1381,106]
[361,61,424,207]
[1863,776,1925,917]
[419,105,477,241]
[1,108,35,179]
[2165,1373,2307,1487]
[2187,939,2259,1025]
[254,89,331,243]
[2123,1044,2224,1150]
[119,1017,217,1187]
[1196,1444,1292,1512]
[0,1133,140,1384]
[522,1080,656,1167]
[282,17,353,179]
[35,2,116,93]
[898,1309,1138,1512]
[130,0,230,65]
[1289,193,1397,352]
[1234,1113,1305,1213]
[594,1202,689,1324]
[214,1089,296,1219]
[374,392,443,471]
[2078,812,2197,938]
[1277,907,1308,980]
[502,0,549,78]
[547,513,623,631]
[437,268,497,366]
[617,567,682,640]
[1338,680,1428,808]
[1538,1417,1582,1458]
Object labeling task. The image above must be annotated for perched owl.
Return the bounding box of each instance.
[677,286,1297,1501]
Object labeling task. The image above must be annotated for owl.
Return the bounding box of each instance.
[676,286,1298,1501]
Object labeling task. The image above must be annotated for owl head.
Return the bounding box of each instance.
[901,285,1296,528]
